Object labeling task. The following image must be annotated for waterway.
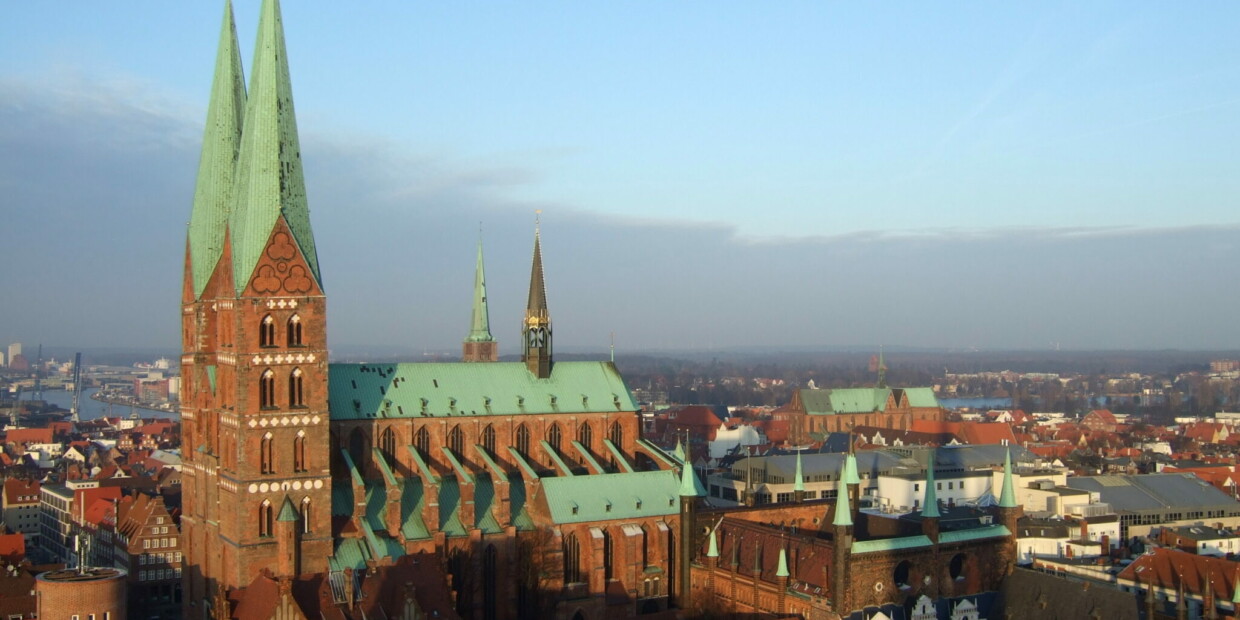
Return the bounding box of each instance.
[31,388,178,421]
[938,397,1013,410]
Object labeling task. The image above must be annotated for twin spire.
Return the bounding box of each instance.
[187,0,321,298]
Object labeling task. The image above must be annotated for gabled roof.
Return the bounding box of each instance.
[1117,547,1238,602]
[3,478,39,505]
[328,361,637,420]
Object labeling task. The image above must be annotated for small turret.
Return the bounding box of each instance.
[793,449,805,502]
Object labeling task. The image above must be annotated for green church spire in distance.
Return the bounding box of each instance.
[999,447,1018,508]
[921,450,941,518]
[187,0,246,298]
[466,235,494,343]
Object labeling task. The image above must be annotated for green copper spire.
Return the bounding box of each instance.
[793,450,805,493]
[679,461,706,498]
[999,447,1018,508]
[276,496,300,522]
[706,528,719,558]
[776,548,790,578]
[465,237,494,343]
[188,0,246,298]
[673,438,686,463]
[229,0,322,293]
[832,459,853,527]
[921,451,941,518]
[1231,571,1240,604]
[843,452,861,486]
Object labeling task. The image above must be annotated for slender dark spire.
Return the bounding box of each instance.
[876,345,888,389]
[527,224,548,318]
[522,216,552,377]
[187,0,246,298]
[229,0,321,293]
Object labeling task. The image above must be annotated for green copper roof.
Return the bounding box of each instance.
[921,452,941,518]
[793,450,805,493]
[328,361,637,420]
[706,529,719,558]
[832,459,852,527]
[1233,574,1240,604]
[776,548,789,577]
[672,439,686,463]
[999,447,1017,508]
[903,387,940,408]
[541,470,680,524]
[679,462,706,498]
[228,0,321,293]
[399,478,430,540]
[188,0,246,298]
[843,452,861,486]
[465,238,495,343]
[852,535,933,555]
[937,525,1011,544]
[277,495,299,522]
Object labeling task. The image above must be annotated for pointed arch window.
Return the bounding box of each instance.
[287,314,303,347]
[259,500,273,537]
[293,432,307,473]
[414,427,430,460]
[515,424,530,457]
[609,421,623,448]
[447,425,464,456]
[483,545,498,620]
[259,315,276,348]
[380,427,397,466]
[563,533,581,584]
[577,422,593,450]
[261,432,275,474]
[547,423,562,453]
[481,424,496,456]
[288,368,305,408]
[259,369,276,409]
[603,528,614,580]
[301,497,312,534]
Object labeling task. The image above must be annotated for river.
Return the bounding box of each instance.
[30,388,179,421]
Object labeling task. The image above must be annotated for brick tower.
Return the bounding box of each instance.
[181,1,332,616]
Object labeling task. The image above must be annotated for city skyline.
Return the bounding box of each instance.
[4,3,1240,351]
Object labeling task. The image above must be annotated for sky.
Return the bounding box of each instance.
[3,2,1240,354]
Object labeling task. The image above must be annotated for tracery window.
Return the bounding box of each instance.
[259,315,276,347]
[287,314,303,346]
[261,432,275,474]
[259,369,276,409]
[288,368,305,408]
[258,500,273,537]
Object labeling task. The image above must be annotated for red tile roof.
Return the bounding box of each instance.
[2,478,39,505]
[3,428,53,445]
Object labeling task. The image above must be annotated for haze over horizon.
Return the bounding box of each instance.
[3,3,1240,353]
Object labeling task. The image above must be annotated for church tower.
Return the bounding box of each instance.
[522,224,553,377]
[181,1,332,614]
[462,237,498,361]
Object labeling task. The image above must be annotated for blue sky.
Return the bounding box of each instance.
[3,2,1240,352]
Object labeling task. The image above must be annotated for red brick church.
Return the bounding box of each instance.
[178,2,1020,619]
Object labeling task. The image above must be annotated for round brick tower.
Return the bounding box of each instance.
[36,567,128,620]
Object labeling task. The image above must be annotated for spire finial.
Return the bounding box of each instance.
[610,331,615,363]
